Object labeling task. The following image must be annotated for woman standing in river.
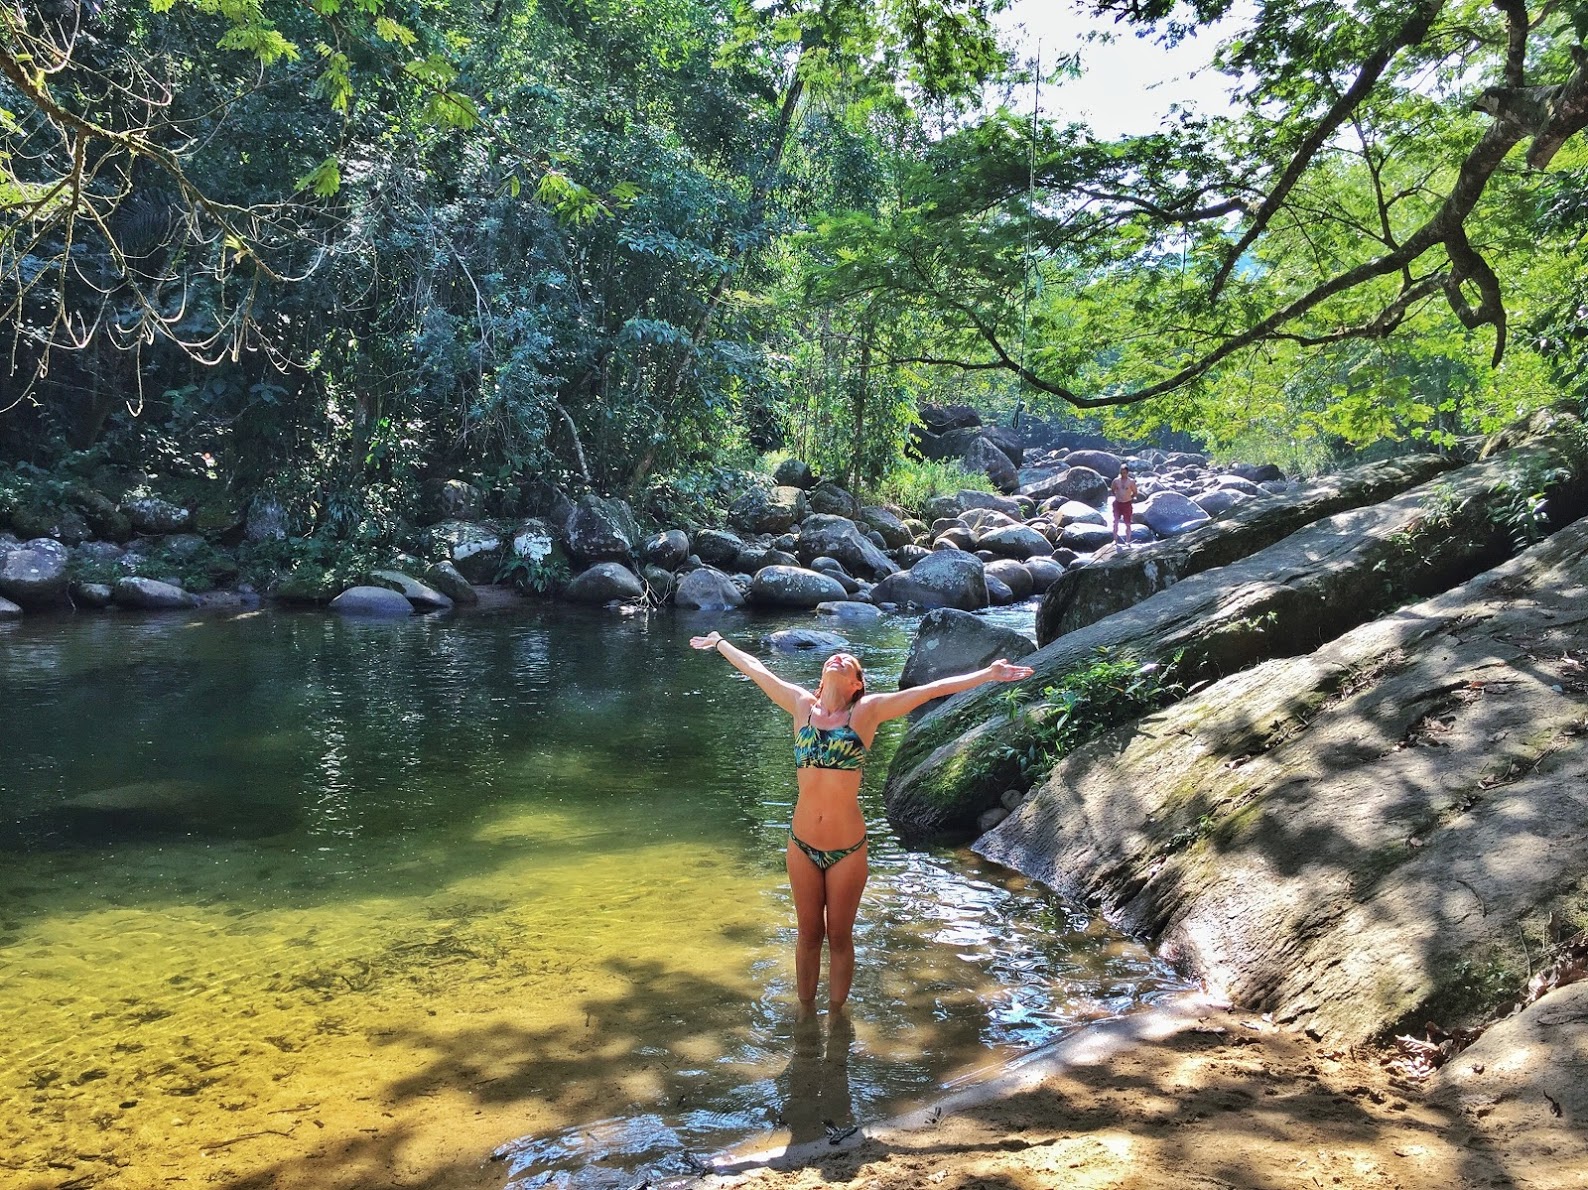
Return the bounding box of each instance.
[689,631,1034,1012]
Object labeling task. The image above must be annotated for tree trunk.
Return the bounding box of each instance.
[884,421,1588,843]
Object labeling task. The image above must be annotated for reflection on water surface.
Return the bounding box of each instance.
[0,603,1183,1188]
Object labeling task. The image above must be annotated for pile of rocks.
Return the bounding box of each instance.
[0,433,1292,621]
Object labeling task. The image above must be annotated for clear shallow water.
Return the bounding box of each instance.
[0,601,1185,1188]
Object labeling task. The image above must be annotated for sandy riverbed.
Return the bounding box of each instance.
[692,996,1583,1190]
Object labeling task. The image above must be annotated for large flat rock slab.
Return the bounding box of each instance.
[977,515,1588,1045]
[1038,452,1459,644]
[885,430,1588,842]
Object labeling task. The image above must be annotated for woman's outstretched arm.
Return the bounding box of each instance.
[690,631,807,715]
[857,659,1034,726]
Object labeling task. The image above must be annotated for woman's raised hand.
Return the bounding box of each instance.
[988,659,1035,682]
[690,631,724,651]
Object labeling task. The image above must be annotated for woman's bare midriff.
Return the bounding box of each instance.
[791,770,867,847]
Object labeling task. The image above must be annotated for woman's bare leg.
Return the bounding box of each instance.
[820,844,869,1009]
[785,840,828,1005]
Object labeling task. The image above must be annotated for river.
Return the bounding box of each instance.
[0,599,1184,1188]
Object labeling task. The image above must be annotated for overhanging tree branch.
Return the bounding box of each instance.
[1208,0,1446,300]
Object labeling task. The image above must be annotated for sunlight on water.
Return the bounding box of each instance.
[0,604,1186,1189]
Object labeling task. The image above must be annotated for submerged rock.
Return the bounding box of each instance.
[111,577,199,610]
[370,569,453,611]
[674,566,745,611]
[54,779,295,840]
[563,562,645,604]
[765,628,849,652]
[329,586,414,616]
[749,565,847,608]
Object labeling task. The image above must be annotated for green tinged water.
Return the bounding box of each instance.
[0,603,1181,1188]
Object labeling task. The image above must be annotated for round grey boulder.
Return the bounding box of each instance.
[985,574,1016,605]
[430,520,504,585]
[1214,474,1263,496]
[1229,461,1285,483]
[1025,556,1066,593]
[563,562,645,604]
[977,807,1010,833]
[736,544,799,573]
[978,524,1053,560]
[807,482,861,518]
[1063,449,1123,477]
[70,582,114,608]
[1046,500,1107,527]
[773,458,816,489]
[749,565,849,609]
[980,425,1024,467]
[729,485,808,536]
[693,529,745,570]
[984,558,1034,601]
[674,566,745,611]
[507,518,559,563]
[640,529,691,571]
[961,508,1019,534]
[899,606,1035,718]
[641,565,676,604]
[329,585,413,617]
[112,577,200,610]
[1050,466,1109,506]
[933,525,977,551]
[859,505,913,550]
[424,560,478,604]
[1137,490,1213,538]
[0,538,70,608]
[123,497,193,535]
[869,548,988,611]
[1192,488,1250,518]
[924,490,1029,522]
[916,425,984,461]
[809,556,862,594]
[1017,468,1074,502]
[962,436,1019,493]
[1060,522,1116,552]
[564,495,640,564]
[370,569,454,611]
[797,515,899,581]
[920,402,982,433]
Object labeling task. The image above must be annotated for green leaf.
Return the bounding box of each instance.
[374,16,417,47]
[295,156,342,197]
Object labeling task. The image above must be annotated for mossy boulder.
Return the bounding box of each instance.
[1038,452,1457,645]
[886,429,1588,843]
[978,514,1588,1045]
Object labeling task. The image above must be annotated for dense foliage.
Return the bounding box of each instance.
[2,0,1586,535]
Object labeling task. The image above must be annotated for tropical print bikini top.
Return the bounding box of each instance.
[793,715,870,771]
